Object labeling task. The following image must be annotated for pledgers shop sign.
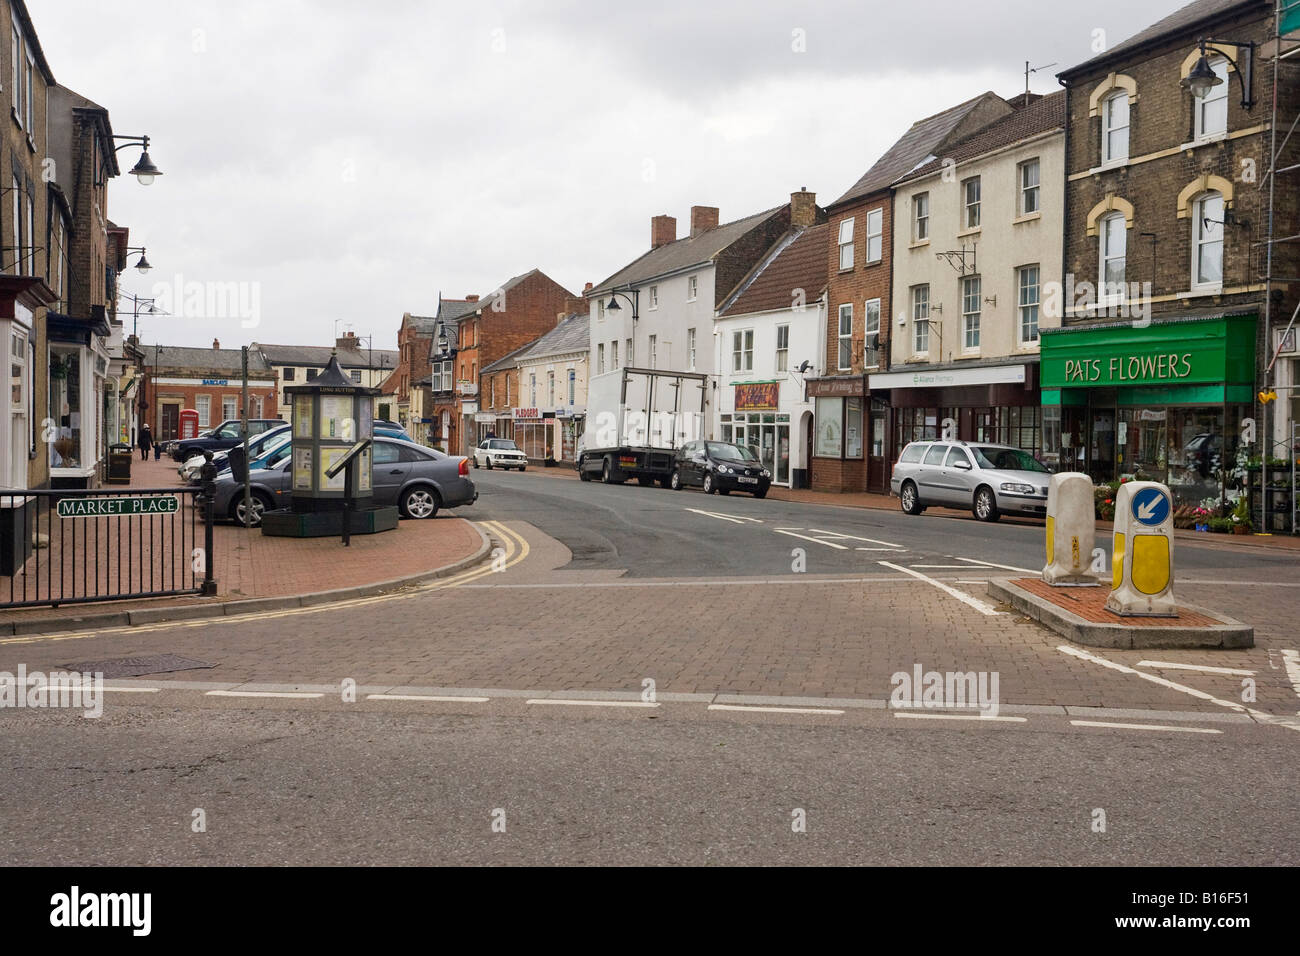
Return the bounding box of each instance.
[1039,315,1256,390]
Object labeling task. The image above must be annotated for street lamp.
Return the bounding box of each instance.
[604,287,640,321]
[126,246,151,274]
[1181,37,1255,109]
[112,134,165,185]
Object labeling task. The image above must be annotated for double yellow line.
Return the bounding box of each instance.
[0,520,529,647]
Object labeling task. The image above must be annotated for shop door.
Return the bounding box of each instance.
[866,406,887,492]
[775,424,790,485]
[161,403,179,440]
[1089,411,1115,483]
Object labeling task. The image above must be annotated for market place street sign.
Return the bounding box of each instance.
[57,495,181,518]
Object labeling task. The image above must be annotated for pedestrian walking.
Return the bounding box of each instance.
[139,423,153,461]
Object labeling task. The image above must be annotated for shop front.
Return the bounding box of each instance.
[870,362,1043,477]
[556,407,584,464]
[1039,313,1257,508]
[513,406,547,461]
[807,377,867,493]
[47,312,111,489]
[720,380,809,488]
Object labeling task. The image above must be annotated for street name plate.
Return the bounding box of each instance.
[56,495,181,518]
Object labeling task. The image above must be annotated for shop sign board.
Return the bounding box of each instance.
[735,382,779,411]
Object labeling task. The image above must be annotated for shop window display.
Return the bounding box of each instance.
[49,347,81,468]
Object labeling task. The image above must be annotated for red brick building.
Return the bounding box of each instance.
[143,339,279,440]
[428,270,577,455]
[809,92,1013,493]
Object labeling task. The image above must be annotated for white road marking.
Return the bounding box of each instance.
[1056,644,1300,734]
[1137,661,1255,677]
[809,529,903,548]
[708,704,844,715]
[878,561,1003,616]
[953,556,1041,574]
[912,564,980,569]
[365,694,490,703]
[1283,650,1300,710]
[685,508,761,524]
[100,687,161,693]
[28,685,159,694]
[205,690,324,699]
[773,529,847,550]
[893,712,1026,723]
[1070,719,1223,735]
[855,546,907,551]
[526,698,660,708]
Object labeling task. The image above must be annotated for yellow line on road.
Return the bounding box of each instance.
[0,520,530,647]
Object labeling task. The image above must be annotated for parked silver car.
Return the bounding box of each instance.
[890,440,1050,522]
[214,437,477,527]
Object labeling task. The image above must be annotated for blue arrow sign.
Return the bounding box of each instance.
[1131,486,1170,527]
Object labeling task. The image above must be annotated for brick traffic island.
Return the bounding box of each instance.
[987,576,1253,650]
[0,455,487,634]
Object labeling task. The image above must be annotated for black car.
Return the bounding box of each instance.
[669,440,772,497]
[172,419,287,460]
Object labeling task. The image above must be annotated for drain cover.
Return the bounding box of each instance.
[60,654,214,679]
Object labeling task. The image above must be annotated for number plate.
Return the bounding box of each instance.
[738,476,758,484]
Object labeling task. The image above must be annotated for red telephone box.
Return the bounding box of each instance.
[179,408,200,440]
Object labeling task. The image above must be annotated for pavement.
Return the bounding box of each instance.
[0,455,487,631]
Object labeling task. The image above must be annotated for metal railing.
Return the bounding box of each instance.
[0,486,216,609]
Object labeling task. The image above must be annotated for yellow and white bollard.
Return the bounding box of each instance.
[1105,481,1176,617]
[1043,472,1098,586]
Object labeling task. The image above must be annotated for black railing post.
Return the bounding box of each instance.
[199,451,218,597]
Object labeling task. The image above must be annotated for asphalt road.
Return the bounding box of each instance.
[466,466,1300,582]
[2,700,1295,866]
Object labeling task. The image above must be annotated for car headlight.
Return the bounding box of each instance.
[1000,482,1035,494]
[761,470,771,478]
[716,465,731,474]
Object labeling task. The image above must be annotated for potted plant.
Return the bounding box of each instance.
[1231,494,1252,534]
[1209,516,1233,533]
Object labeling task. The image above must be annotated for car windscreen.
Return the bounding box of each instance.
[705,442,757,461]
[491,440,519,450]
[972,446,1049,473]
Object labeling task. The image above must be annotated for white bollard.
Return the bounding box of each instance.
[1105,480,1176,617]
[1043,472,1098,586]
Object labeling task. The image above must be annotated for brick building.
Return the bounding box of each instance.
[809,91,1013,493]
[143,339,279,439]
[1050,0,1300,521]
[392,311,438,433]
[478,343,528,447]
[428,270,576,455]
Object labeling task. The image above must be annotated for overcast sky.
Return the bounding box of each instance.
[31,0,1180,350]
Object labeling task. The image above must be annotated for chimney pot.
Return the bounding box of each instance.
[651,214,677,249]
[690,206,720,238]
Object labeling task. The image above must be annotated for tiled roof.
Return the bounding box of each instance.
[256,343,399,369]
[1059,0,1266,79]
[899,91,1066,183]
[481,341,538,374]
[589,207,786,295]
[143,346,272,374]
[403,314,439,335]
[518,312,589,361]
[829,92,1008,206]
[436,297,482,323]
[718,223,830,318]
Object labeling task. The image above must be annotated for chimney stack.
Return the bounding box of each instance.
[464,294,479,302]
[790,187,817,228]
[690,206,720,237]
[651,214,677,249]
[212,338,220,350]
[335,331,358,350]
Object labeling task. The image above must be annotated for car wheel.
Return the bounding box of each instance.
[578,457,592,481]
[472,457,479,469]
[231,491,272,528]
[602,457,614,484]
[402,486,440,519]
[670,469,682,490]
[519,464,526,472]
[703,473,715,495]
[900,481,924,516]
[974,486,1001,523]
[486,458,493,470]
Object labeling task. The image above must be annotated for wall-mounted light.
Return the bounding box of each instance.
[1181,37,1255,109]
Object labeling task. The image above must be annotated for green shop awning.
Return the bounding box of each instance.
[1040,312,1256,405]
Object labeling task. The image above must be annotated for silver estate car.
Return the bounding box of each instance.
[890,440,1050,522]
